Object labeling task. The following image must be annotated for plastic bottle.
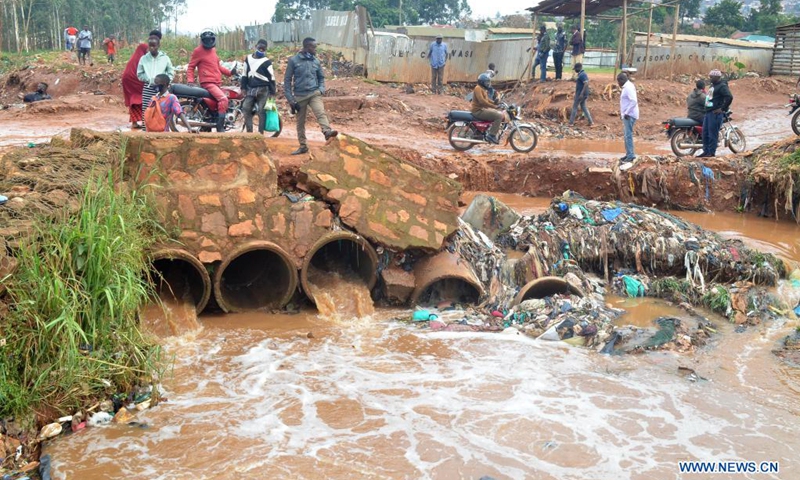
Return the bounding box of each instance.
[412,310,438,322]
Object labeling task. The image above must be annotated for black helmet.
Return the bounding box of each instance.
[477,73,491,89]
[200,28,216,49]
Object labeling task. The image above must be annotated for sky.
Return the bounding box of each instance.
[181,0,539,33]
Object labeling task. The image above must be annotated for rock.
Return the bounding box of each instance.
[461,194,520,240]
[501,327,521,335]
[37,422,62,441]
[381,265,416,304]
[112,407,135,424]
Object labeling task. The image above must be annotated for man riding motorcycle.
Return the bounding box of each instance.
[187,28,232,132]
[471,73,506,144]
[687,80,706,124]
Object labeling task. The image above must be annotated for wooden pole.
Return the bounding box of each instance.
[580,0,585,35]
[614,19,623,78]
[622,0,628,68]
[531,13,538,79]
[670,3,680,80]
[644,3,654,77]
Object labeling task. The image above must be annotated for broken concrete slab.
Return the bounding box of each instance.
[299,134,461,251]
[461,194,520,240]
[381,265,416,304]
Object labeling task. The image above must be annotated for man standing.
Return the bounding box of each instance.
[429,34,447,94]
[537,25,551,82]
[618,73,639,165]
[241,39,276,134]
[284,37,338,155]
[77,25,92,66]
[571,25,583,66]
[65,26,78,51]
[569,63,593,127]
[553,24,566,80]
[699,69,733,158]
[188,28,232,132]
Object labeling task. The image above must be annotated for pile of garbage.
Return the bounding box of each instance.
[744,137,800,221]
[498,192,785,287]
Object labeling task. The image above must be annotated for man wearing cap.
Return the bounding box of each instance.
[428,34,448,94]
[698,69,733,158]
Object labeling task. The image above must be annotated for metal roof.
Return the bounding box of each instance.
[632,31,773,49]
[528,0,626,17]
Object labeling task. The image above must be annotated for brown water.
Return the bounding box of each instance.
[307,265,375,319]
[45,194,800,479]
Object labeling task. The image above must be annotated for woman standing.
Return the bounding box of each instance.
[137,31,174,129]
[121,40,149,129]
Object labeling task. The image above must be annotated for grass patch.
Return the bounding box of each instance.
[779,148,800,170]
[702,286,732,318]
[0,152,166,422]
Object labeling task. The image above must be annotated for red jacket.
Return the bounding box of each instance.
[187,46,231,84]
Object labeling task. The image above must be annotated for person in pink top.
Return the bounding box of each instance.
[187,28,232,132]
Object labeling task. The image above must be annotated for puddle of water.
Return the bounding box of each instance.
[607,295,691,329]
[541,138,668,158]
[461,191,551,216]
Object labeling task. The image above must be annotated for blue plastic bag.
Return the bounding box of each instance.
[265,109,280,132]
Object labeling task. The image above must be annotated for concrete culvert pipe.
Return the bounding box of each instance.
[410,251,484,306]
[513,276,584,306]
[300,231,379,305]
[150,248,212,313]
[214,241,298,313]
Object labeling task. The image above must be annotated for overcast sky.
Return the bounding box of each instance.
[180,0,539,33]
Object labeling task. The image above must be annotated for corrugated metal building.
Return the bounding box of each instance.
[771,23,800,76]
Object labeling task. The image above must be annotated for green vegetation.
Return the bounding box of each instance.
[272,0,471,26]
[0,148,166,421]
[779,148,800,170]
[702,286,732,318]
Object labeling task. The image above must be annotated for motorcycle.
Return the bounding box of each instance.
[786,93,800,135]
[445,103,538,153]
[169,79,281,136]
[662,111,746,157]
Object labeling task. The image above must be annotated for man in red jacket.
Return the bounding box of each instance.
[187,28,232,132]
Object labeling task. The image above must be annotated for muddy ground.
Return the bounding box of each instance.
[1,60,798,205]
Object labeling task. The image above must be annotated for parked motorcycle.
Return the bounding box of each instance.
[662,111,746,157]
[169,82,281,136]
[786,93,800,135]
[445,103,538,153]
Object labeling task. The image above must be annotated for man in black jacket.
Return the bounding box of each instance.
[699,69,733,157]
[241,39,276,134]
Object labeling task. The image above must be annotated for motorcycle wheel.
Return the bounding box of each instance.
[792,110,800,136]
[448,124,475,151]
[669,130,697,157]
[509,126,538,153]
[172,101,211,132]
[727,127,746,154]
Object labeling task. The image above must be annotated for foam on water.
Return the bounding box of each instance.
[47,316,800,479]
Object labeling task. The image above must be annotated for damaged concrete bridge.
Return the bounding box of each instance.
[124,132,480,314]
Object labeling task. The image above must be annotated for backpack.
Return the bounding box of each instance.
[144,96,166,132]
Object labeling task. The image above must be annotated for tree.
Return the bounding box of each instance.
[683,0,701,20]
[271,0,470,26]
[704,0,745,30]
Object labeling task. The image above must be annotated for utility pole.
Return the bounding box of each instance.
[399,0,403,25]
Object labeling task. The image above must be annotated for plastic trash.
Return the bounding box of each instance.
[601,207,622,222]
[795,305,800,316]
[0,195,7,205]
[412,310,438,322]
[622,275,646,298]
[568,205,584,219]
[88,411,113,427]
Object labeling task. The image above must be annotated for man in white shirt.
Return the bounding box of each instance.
[617,72,639,166]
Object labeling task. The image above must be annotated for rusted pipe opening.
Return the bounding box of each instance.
[410,252,484,306]
[214,241,298,313]
[150,248,211,313]
[415,278,482,306]
[513,276,584,306]
[300,232,378,304]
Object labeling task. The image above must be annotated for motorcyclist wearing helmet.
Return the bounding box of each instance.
[187,28,232,132]
[471,73,505,144]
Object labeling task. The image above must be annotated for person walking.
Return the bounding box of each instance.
[122,32,155,129]
[241,39,277,134]
[188,28,233,132]
[687,80,706,123]
[284,37,338,155]
[137,32,175,130]
[537,25,551,82]
[77,25,93,66]
[553,24,566,80]
[103,35,117,64]
[618,73,639,166]
[569,63,593,127]
[428,34,447,94]
[698,69,733,158]
[65,26,78,51]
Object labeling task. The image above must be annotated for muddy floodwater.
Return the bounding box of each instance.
[45,194,800,479]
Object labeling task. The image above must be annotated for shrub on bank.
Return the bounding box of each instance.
[0,160,165,422]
